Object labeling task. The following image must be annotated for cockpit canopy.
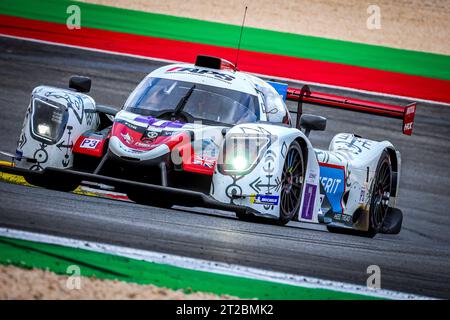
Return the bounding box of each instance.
[124,77,260,126]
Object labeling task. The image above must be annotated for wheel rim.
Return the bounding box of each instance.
[280,146,304,218]
[371,160,391,229]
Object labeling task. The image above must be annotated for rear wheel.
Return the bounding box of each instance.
[127,191,173,209]
[278,141,305,225]
[367,151,392,236]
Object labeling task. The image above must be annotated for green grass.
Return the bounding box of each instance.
[0,236,379,299]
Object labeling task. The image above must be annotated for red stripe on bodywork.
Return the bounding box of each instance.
[1,15,450,103]
[319,162,347,171]
[182,162,215,176]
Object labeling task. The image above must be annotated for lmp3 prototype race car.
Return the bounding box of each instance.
[0,55,416,237]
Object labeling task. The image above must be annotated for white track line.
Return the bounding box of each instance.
[1,33,449,107]
[0,227,433,300]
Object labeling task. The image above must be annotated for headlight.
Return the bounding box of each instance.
[37,124,51,136]
[231,156,248,171]
[31,98,67,144]
[218,133,271,175]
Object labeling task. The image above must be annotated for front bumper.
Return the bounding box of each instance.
[108,136,171,166]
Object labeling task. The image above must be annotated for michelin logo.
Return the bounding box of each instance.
[251,194,279,205]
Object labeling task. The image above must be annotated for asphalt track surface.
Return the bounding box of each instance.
[0,37,449,298]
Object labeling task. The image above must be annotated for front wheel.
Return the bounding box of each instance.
[278,141,305,225]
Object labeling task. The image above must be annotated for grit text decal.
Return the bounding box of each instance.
[319,163,346,214]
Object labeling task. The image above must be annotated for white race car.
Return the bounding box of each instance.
[0,55,416,236]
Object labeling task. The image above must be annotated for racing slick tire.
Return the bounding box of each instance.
[25,175,80,192]
[366,150,393,237]
[235,141,305,225]
[127,191,173,209]
[277,140,305,226]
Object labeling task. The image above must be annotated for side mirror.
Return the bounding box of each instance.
[69,76,91,93]
[300,114,326,137]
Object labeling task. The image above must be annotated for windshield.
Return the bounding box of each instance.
[124,77,260,125]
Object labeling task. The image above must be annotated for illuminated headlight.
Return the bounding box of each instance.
[31,98,66,143]
[37,124,51,136]
[219,134,271,174]
[231,156,248,171]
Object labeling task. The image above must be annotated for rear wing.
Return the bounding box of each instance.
[286,85,416,135]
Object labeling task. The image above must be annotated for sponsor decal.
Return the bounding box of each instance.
[143,130,159,142]
[333,213,352,223]
[193,155,216,168]
[166,67,236,82]
[319,164,345,213]
[321,176,342,194]
[250,194,279,205]
[307,171,317,183]
[134,141,153,148]
[80,138,101,149]
[134,115,185,129]
[113,118,147,133]
[406,104,415,115]
[359,186,366,204]
[118,143,143,154]
[301,183,317,220]
[121,132,133,144]
[122,121,139,131]
[404,122,413,131]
